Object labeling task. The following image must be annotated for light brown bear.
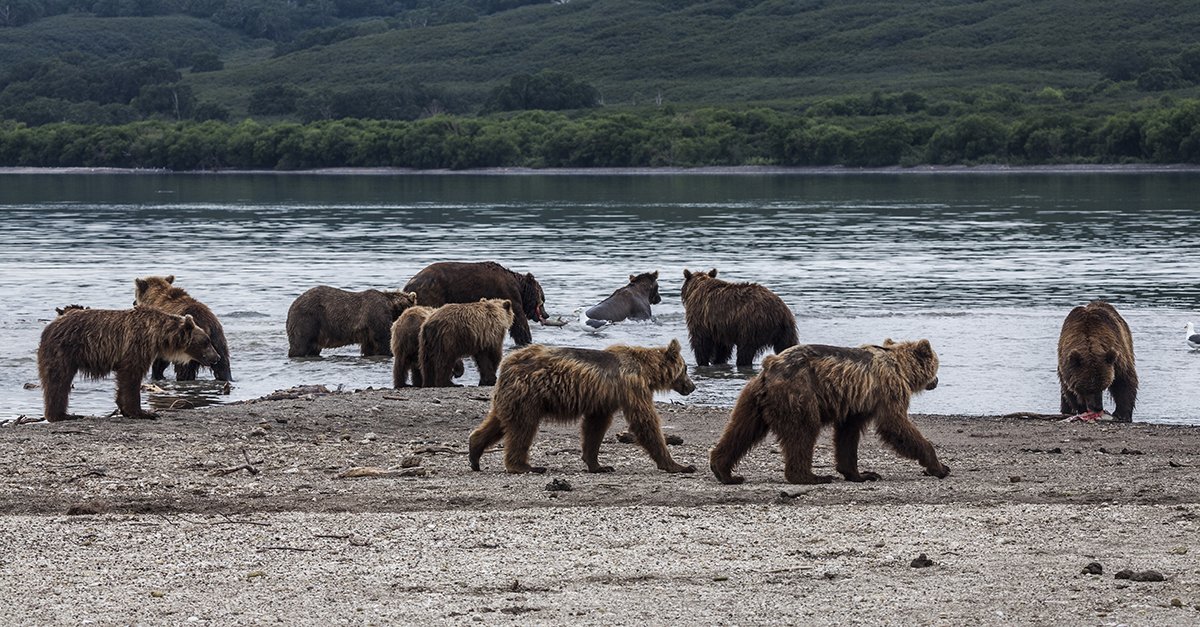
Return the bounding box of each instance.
[710,339,950,485]
[286,286,417,357]
[1057,301,1137,422]
[468,339,697,474]
[38,306,220,422]
[134,275,232,381]
[418,298,514,387]
[390,306,464,387]
[680,268,798,367]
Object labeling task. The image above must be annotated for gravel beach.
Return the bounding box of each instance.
[3,386,1200,626]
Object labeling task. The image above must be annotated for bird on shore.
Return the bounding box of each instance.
[1186,322,1200,350]
[574,308,610,332]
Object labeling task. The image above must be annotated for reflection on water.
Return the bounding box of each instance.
[1,171,1199,423]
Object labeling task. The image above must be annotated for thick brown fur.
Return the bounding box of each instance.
[404,261,547,346]
[1057,301,1138,422]
[286,286,417,357]
[585,271,662,322]
[418,298,515,387]
[469,339,697,474]
[709,339,949,485]
[134,275,232,381]
[37,306,220,422]
[390,306,464,387]
[680,268,798,367]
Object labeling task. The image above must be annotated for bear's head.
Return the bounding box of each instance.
[160,314,220,367]
[1061,348,1118,413]
[519,273,548,323]
[629,271,662,305]
[386,291,419,318]
[134,275,179,307]
[664,338,695,396]
[482,298,516,329]
[680,268,719,302]
[883,338,939,394]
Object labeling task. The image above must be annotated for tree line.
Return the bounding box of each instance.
[2,100,1199,170]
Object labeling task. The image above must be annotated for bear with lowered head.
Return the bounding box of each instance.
[1057,301,1137,422]
[418,298,514,387]
[710,339,950,485]
[286,286,417,357]
[469,339,696,474]
[680,268,798,367]
[404,261,547,346]
[38,306,220,422]
[134,275,232,381]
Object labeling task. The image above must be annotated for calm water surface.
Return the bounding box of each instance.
[1,171,1197,423]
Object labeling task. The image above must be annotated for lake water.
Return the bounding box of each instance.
[1,169,1198,424]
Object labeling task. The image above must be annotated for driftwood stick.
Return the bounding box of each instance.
[997,412,1070,420]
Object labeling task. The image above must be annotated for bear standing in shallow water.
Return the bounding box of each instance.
[418,298,514,387]
[710,339,950,485]
[404,261,547,346]
[134,275,232,381]
[1057,301,1137,422]
[286,286,417,358]
[469,339,696,475]
[680,269,797,367]
[390,306,464,387]
[38,307,220,422]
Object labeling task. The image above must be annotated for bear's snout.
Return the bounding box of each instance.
[925,377,938,391]
[198,345,221,366]
[673,374,696,396]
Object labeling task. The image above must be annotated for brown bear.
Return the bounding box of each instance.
[1057,301,1138,422]
[418,298,514,387]
[404,261,547,346]
[709,339,950,485]
[286,286,417,358]
[468,339,696,474]
[585,271,662,322]
[390,306,464,387]
[134,275,232,381]
[38,306,220,422]
[680,268,798,367]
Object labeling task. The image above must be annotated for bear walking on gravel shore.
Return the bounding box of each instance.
[404,261,547,346]
[134,275,232,381]
[468,339,697,475]
[390,306,464,387]
[1057,301,1138,422]
[680,269,797,367]
[418,298,514,387]
[709,339,950,485]
[286,286,417,358]
[38,307,220,422]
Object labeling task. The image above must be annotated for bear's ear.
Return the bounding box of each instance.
[524,272,536,282]
[883,338,896,347]
[407,291,418,301]
[651,270,659,279]
[179,314,197,330]
[708,268,718,277]
[1104,350,1118,365]
[667,338,681,356]
[165,275,175,284]
[629,274,636,283]
[135,278,148,295]
[683,269,692,280]
[502,299,513,312]
[915,339,934,358]
[480,297,489,302]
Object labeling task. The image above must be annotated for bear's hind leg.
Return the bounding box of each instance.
[581,411,616,472]
[469,411,507,471]
[502,412,546,474]
[833,419,879,482]
[41,365,78,422]
[691,334,714,366]
[151,358,170,380]
[474,346,502,386]
[709,398,772,484]
[733,343,761,368]
[711,343,733,366]
[777,418,832,484]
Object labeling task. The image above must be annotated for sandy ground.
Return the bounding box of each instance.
[3,386,1200,626]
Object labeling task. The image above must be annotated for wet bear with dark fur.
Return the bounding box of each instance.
[469,339,696,474]
[1057,301,1138,422]
[418,298,514,387]
[710,339,950,485]
[404,261,547,346]
[680,269,798,367]
[38,306,220,422]
[134,275,232,381]
[585,271,662,322]
[286,286,417,357]
[391,306,464,387]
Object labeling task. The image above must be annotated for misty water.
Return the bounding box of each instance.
[1,170,1197,424]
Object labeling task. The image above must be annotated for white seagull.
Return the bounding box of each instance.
[1186,322,1200,350]
[574,308,611,332]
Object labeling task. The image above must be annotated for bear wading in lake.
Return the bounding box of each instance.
[709,339,950,485]
[680,268,797,367]
[390,305,464,387]
[134,275,232,381]
[1057,301,1137,422]
[418,298,514,387]
[286,286,417,358]
[38,306,220,422]
[584,271,662,323]
[404,261,547,346]
[469,339,696,474]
